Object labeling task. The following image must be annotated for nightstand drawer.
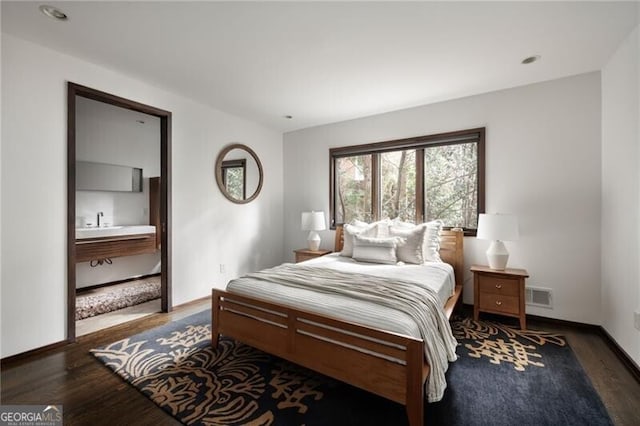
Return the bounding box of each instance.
[478,276,520,297]
[294,249,331,263]
[296,253,317,263]
[479,293,520,315]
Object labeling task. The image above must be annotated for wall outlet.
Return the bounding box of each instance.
[219,264,226,274]
[634,310,640,331]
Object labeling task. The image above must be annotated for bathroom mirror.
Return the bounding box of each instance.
[76,161,143,192]
[215,144,263,204]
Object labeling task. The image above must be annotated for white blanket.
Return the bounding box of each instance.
[227,262,458,402]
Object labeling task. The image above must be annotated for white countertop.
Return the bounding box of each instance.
[75,225,156,240]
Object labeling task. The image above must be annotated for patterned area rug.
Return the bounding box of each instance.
[92,310,613,426]
[76,278,161,320]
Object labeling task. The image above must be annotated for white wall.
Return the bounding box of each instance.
[0,16,4,360]
[1,34,284,358]
[601,24,640,366]
[284,73,602,324]
[75,97,161,288]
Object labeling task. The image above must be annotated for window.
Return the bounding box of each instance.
[221,159,246,200]
[335,155,373,223]
[330,128,484,235]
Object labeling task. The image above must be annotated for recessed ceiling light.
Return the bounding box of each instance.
[284,115,293,119]
[39,5,68,21]
[521,55,541,65]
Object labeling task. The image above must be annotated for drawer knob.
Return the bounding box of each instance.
[495,284,502,289]
[495,300,502,306]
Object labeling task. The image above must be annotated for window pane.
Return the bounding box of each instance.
[335,155,373,223]
[381,150,416,222]
[424,142,478,228]
[224,167,244,200]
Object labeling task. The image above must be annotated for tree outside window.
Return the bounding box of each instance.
[335,155,372,224]
[330,128,484,235]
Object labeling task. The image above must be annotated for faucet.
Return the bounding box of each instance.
[97,211,104,227]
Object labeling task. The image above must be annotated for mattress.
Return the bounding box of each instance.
[226,253,455,339]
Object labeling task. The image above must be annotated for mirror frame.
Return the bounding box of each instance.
[215,143,263,204]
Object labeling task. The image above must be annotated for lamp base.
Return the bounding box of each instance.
[486,240,509,270]
[307,231,321,251]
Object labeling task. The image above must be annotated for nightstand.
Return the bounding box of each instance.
[294,248,331,263]
[471,265,529,329]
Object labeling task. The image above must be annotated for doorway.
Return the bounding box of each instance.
[67,83,172,342]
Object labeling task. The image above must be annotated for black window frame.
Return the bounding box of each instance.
[329,127,485,236]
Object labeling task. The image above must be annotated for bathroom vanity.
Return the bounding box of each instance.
[75,225,157,263]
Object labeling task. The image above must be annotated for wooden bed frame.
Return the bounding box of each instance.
[212,226,463,426]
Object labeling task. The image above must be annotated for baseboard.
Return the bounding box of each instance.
[172,295,211,309]
[525,315,640,384]
[1,340,68,366]
[598,326,640,385]
[525,312,602,331]
[76,273,161,293]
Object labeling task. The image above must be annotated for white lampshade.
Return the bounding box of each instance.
[477,213,519,241]
[301,211,326,231]
[301,211,326,251]
[477,213,519,270]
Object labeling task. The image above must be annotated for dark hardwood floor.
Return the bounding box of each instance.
[1,299,639,425]
[532,319,640,426]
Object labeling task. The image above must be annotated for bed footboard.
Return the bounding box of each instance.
[211,289,428,426]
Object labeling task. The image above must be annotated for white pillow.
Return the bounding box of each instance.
[390,217,416,229]
[352,218,391,237]
[389,224,428,264]
[352,235,400,264]
[350,219,370,227]
[340,223,377,257]
[375,219,392,237]
[389,219,444,262]
[423,220,444,262]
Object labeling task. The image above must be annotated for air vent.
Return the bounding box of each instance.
[525,286,553,308]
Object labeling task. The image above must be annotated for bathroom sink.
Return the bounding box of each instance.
[76,225,156,239]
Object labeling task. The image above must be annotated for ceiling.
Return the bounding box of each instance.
[2,1,638,132]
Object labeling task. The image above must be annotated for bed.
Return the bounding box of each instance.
[211,225,464,426]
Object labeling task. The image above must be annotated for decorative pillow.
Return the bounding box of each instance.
[340,223,378,257]
[352,218,392,237]
[352,235,401,264]
[423,220,444,262]
[390,217,416,229]
[388,219,444,262]
[389,224,428,264]
[350,219,370,228]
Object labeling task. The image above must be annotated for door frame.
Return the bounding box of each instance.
[67,82,172,342]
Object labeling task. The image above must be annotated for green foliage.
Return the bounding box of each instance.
[381,150,416,221]
[336,142,478,228]
[425,143,478,228]
[225,168,244,200]
[336,155,372,223]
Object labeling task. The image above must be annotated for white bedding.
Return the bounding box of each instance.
[226,253,455,340]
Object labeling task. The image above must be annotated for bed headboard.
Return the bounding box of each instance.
[334,225,345,253]
[333,225,464,288]
[438,229,464,288]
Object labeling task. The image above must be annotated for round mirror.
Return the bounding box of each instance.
[215,143,263,204]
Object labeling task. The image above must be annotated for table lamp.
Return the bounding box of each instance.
[477,213,519,270]
[301,211,326,251]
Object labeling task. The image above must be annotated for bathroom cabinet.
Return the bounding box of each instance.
[75,233,156,263]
